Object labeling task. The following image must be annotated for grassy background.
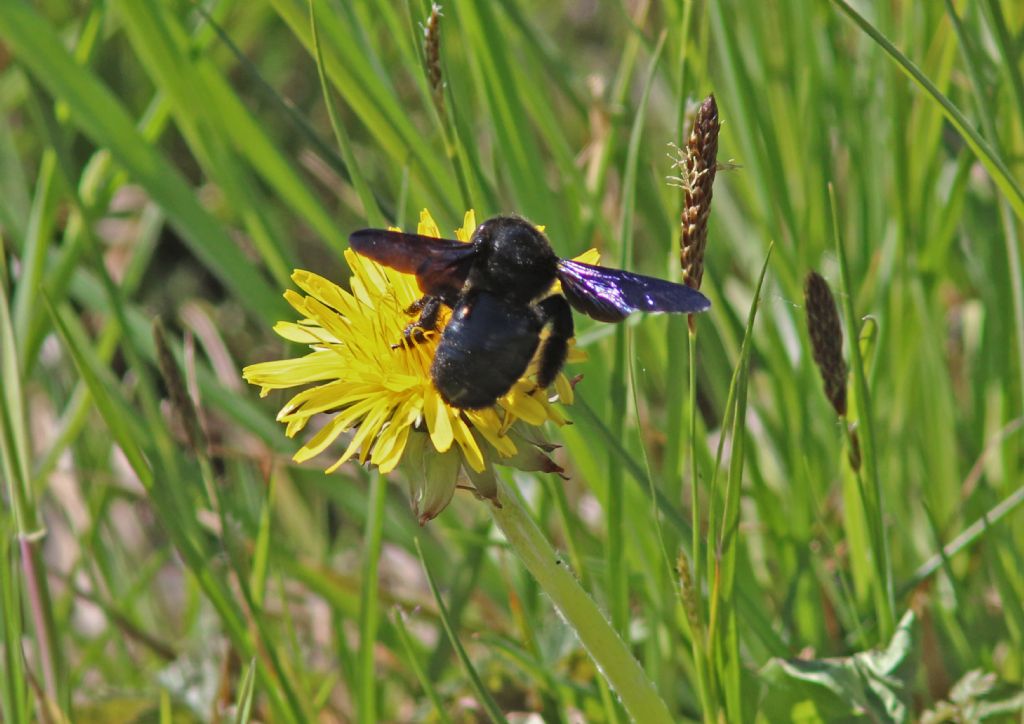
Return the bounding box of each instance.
[1,0,1023,721]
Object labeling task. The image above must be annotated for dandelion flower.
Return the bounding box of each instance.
[243,210,590,522]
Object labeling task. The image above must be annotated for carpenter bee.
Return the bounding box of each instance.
[349,215,710,409]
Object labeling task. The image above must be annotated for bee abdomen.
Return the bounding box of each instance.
[431,292,540,409]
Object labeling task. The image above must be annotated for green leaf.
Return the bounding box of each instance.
[759,610,917,722]
[924,668,1024,722]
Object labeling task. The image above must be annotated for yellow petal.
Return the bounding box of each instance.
[297,297,358,344]
[371,416,408,468]
[423,386,454,452]
[373,423,411,473]
[325,402,391,472]
[277,382,374,422]
[549,248,604,296]
[537,397,567,425]
[272,321,335,345]
[417,209,441,238]
[345,250,390,298]
[502,384,549,426]
[456,210,477,242]
[293,269,341,303]
[382,267,424,308]
[566,345,587,363]
[371,397,421,465]
[331,395,390,432]
[572,248,601,264]
[464,408,517,458]
[242,352,343,389]
[554,373,574,405]
[285,416,310,437]
[451,414,485,472]
[293,415,349,462]
[283,288,313,317]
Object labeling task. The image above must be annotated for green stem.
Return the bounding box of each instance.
[358,472,386,724]
[490,480,674,724]
[688,324,714,722]
[829,185,895,639]
[688,326,700,598]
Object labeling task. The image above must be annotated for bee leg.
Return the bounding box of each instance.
[404,295,430,315]
[395,296,442,348]
[534,295,575,389]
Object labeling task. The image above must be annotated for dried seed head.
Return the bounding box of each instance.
[847,427,862,472]
[424,4,444,105]
[676,551,702,637]
[804,271,848,417]
[679,94,720,291]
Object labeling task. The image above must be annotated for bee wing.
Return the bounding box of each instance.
[555,258,711,323]
[349,229,477,297]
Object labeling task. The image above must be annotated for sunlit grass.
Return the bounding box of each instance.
[1,1,1022,721]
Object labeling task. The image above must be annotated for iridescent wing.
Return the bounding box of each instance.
[349,229,476,298]
[555,258,711,323]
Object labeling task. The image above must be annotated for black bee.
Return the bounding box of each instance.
[349,215,710,409]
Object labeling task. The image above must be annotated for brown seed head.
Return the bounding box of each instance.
[676,551,702,637]
[679,94,720,291]
[847,428,862,472]
[424,4,444,105]
[804,271,848,417]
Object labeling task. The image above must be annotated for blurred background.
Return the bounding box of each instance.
[1,0,1022,721]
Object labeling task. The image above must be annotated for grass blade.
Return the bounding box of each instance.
[942,0,1024,437]
[830,0,1024,221]
[829,184,895,640]
[0,2,288,320]
[490,479,675,724]
[357,472,386,724]
[269,0,458,217]
[233,658,258,724]
[309,0,384,227]
[415,537,509,724]
[391,608,455,724]
[606,31,667,637]
[708,244,773,722]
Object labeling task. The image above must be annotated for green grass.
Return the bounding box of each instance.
[2,0,1023,721]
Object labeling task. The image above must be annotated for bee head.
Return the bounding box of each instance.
[470,216,558,302]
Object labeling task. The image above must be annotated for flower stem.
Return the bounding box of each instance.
[490,480,674,724]
[688,323,716,723]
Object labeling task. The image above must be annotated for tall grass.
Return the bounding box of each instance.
[1,0,1022,720]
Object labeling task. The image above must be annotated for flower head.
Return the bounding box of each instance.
[244,210,588,521]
